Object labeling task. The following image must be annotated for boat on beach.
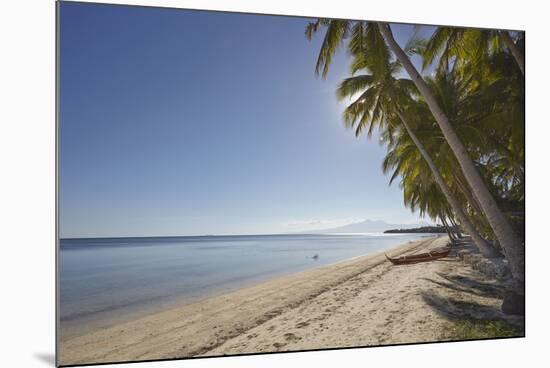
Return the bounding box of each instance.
[385,247,451,265]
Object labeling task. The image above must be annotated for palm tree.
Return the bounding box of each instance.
[336,49,500,257]
[499,31,524,75]
[422,27,524,75]
[305,20,524,312]
[392,108,499,257]
[384,148,458,240]
[375,23,524,293]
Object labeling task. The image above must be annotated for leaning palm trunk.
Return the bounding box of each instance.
[499,31,525,75]
[452,172,500,244]
[447,215,464,238]
[396,111,500,258]
[453,172,484,216]
[440,216,456,242]
[444,214,460,238]
[379,23,524,292]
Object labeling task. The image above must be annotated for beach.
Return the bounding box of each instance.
[59,236,523,366]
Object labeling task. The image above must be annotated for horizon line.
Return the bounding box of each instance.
[60,225,440,240]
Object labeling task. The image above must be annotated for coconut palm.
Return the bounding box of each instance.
[499,31,524,75]
[385,147,458,239]
[380,104,497,243]
[306,20,524,312]
[461,50,525,208]
[422,27,524,75]
[420,51,524,242]
[305,20,390,78]
[375,23,524,293]
[336,47,500,257]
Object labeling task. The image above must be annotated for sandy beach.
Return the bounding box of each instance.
[59,236,523,366]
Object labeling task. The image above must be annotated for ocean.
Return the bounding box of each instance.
[59,233,433,338]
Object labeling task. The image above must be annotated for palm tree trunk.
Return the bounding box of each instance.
[453,172,484,216]
[447,215,463,238]
[499,31,525,75]
[380,23,523,289]
[440,216,456,242]
[452,172,498,242]
[396,110,500,258]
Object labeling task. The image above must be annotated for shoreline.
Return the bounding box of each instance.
[59,236,438,365]
[60,233,433,340]
[59,235,522,365]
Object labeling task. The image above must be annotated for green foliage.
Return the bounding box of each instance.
[305,19,351,78]
[305,20,524,241]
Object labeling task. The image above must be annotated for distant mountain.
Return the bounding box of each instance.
[318,219,433,233]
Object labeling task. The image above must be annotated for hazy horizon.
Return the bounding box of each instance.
[59,218,436,239]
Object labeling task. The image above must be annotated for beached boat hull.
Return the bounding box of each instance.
[385,248,451,265]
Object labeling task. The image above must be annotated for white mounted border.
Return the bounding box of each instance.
[63,0,526,31]
[1,1,548,368]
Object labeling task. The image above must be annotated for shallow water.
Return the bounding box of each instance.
[59,233,433,338]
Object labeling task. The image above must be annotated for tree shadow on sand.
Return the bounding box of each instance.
[421,290,502,321]
[419,273,524,338]
[421,272,504,299]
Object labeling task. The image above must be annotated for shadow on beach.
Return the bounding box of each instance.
[422,272,504,299]
[421,290,503,321]
[419,271,524,339]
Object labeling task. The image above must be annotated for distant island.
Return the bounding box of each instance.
[317,219,433,233]
[384,226,448,234]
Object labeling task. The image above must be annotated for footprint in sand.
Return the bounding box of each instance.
[273,342,286,349]
[283,333,301,342]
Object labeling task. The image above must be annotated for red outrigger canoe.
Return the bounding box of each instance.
[385,247,451,265]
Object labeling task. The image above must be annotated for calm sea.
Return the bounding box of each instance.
[59,233,433,338]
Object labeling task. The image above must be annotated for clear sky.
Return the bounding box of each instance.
[59,2,434,238]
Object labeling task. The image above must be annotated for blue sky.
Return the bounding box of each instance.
[59,2,434,237]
